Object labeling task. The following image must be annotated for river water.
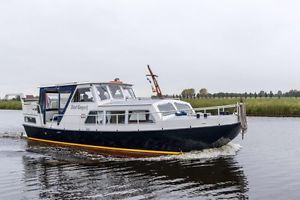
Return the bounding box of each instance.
[0,110,300,199]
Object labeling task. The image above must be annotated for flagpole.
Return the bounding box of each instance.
[146,65,163,98]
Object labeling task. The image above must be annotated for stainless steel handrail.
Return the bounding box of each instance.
[194,104,239,115]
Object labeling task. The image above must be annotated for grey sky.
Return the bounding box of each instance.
[1,0,300,97]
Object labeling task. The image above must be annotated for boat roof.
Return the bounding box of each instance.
[101,99,161,106]
[39,81,133,88]
[99,98,183,107]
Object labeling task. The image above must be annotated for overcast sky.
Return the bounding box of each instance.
[1,0,300,97]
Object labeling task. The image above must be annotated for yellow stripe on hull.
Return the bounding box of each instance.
[27,137,182,156]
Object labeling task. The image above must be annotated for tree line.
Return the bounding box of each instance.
[173,88,300,99]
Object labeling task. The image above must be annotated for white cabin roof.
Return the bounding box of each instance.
[39,81,133,88]
[100,99,161,107]
[99,98,184,107]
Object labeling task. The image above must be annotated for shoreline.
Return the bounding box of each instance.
[2,98,300,117]
[0,100,22,110]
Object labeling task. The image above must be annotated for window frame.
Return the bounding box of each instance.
[108,85,124,99]
[121,85,136,99]
[72,86,95,103]
[85,111,105,125]
[157,103,177,116]
[95,84,111,101]
[128,110,154,124]
[174,102,194,115]
[105,110,126,125]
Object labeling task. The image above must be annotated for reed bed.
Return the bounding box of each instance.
[184,98,300,117]
[1,98,300,117]
[0,100,22,110]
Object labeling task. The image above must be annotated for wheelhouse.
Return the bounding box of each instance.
[34,81,197,129]
[38,81,136,124]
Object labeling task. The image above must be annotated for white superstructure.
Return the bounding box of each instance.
[22,80,246,133]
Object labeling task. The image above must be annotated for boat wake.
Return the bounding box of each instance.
[115,142,242,162]
[24,142,242,165]
[0,135,241,163]
[0,132,25,139]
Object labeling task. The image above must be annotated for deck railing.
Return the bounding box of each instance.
[194,104,239,115]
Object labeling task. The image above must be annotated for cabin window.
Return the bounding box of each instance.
[128,110,154,123]
[24,116,36,124]
[96,85,110,100]
[72,87,94,102]
[174,102,193,115]
[106,111,125,124]
[85,111,104,124]
[109,85,124,99]
[122,86,135,99]
[157,103,176,116]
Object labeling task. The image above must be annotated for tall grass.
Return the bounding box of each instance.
[0,100,22,110]
[184,98,300,117]
[1,98,300,117]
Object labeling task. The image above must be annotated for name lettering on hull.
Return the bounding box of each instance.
[71,105,89,110]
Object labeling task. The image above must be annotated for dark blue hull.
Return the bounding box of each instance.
[23,123,241,156]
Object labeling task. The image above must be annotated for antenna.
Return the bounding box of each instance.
[146,65,163,98]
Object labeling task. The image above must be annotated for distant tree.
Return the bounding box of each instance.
[277,90,283,99]
[249,92,253,98]
[181,88,195,98]
[199,88,208,98]
[288,89,300,97]
[216,92,225,98]
[254,92,258,99]
[258,90,265,98]
[269,91,274,98]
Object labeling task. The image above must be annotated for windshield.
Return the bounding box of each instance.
[122,86,135,99]
[96,85,110,100]
[108,85,124,99]
[174,102,193,115]
[157,103,177,116]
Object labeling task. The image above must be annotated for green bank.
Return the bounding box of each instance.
[184,98,300,117]
[0,100,22,110]
[2,98,300,117]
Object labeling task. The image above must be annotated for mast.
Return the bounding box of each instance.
[146,65,163,98]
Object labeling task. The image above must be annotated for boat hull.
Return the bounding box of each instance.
[23,123,241,156]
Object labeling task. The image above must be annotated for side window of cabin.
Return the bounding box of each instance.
[122,86,135,99]
[24,116,36,124]
[85,111,104,124]
[96,85,110,100]
[106,111,125,124]
[157,103,176,116]
[128,110,154,123]
[72,87,94,102]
